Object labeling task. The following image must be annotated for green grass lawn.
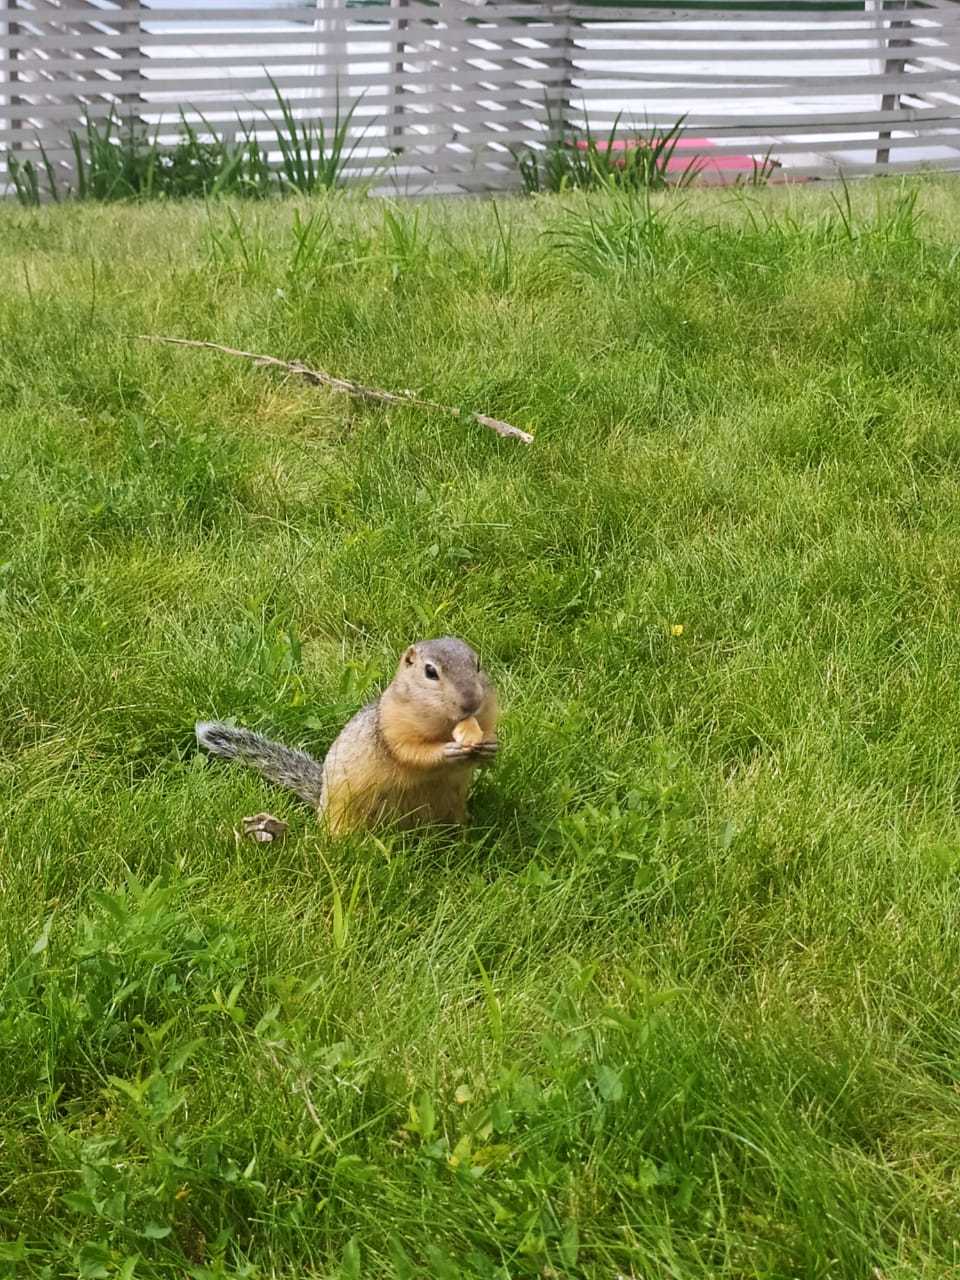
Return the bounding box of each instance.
[3,179,960,1279]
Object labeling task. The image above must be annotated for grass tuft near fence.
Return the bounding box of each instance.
[7,81,373,205]
[3,181,960,1278]
[512,113,700,194]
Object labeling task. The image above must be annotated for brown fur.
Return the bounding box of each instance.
[319,640,498,834]
[198,636,498,837]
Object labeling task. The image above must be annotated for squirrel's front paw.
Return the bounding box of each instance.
[443,739,499,764]
[472,739,499,764]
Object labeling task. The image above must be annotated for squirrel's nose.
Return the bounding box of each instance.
[460,681,484,717]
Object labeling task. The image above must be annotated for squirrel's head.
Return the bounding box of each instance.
[392,636,493,737]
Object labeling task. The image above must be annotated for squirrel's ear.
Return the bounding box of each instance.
[402,645,417,667]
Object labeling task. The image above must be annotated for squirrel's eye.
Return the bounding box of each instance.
[424,663,439,681]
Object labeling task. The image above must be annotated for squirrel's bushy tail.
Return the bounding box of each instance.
[196,721,324,807]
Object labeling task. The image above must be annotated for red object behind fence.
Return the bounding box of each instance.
[573,136,807,184]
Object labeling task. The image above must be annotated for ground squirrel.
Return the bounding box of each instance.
[196,636,498,835]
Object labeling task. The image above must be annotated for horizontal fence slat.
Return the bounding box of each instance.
[10,11,960,38]
[570,24,956,43]
[0,125,540,149]
[11,0,952,21]
[10,1,960,32]
[2,26,563,51]
[566,67,960,90]
[9,37,960,71]
[568,3,954,21]
[566,115,960,138]
[561,101,960,128]
[8,68,956,100]
[0,47,563,73]
[9,106,959,139]
[8,15,960,42]
[565,45,960,62]
[2,59,553,83]
[1,69,569,105]
[5,121,959,156]
[0,88,560,127]
[565,50,960,69]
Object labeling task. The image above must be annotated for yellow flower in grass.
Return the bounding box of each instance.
[670,624,684,637]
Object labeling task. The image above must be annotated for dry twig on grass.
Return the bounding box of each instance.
[137,335,534,445]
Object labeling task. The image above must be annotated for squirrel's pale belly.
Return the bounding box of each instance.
[318,704,476,834]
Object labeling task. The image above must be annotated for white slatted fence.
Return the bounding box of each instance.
[2,0,960,195]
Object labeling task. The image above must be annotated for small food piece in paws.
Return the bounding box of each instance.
[452,716,484,747]
[241,813,289,844]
